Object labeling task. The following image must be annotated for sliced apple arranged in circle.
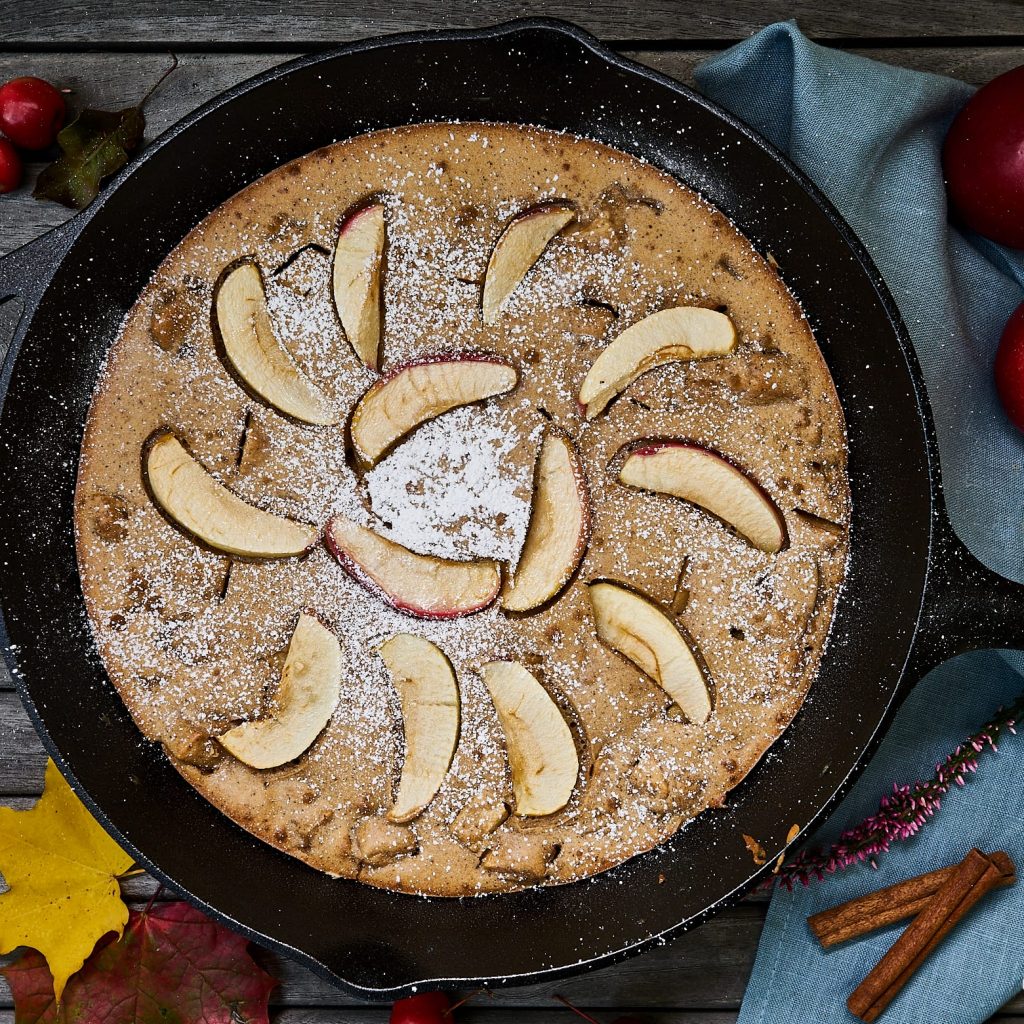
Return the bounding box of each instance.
[619,442,787,553]
[480,661,579,817]
[349,357,518,468]
[218,613,342,769]
[502,430,590,612]
[332,202,386,370]
[144,431,318,558]
[482,202,576,324]
[380,634,460,823]
[325,515,501,618]
[214,260,339,425]
[587,581,712,725]
[578,306,737,419]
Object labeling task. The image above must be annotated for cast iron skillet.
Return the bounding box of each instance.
[0,17,1021,1000]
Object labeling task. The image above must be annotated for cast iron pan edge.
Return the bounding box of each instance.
[0,17,1022,999]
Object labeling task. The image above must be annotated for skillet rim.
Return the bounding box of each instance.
[0,16,937,997]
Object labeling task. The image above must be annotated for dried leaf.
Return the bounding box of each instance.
[1,902,277,1024]
[0,759,135,1001]
[33,106,145,209]
[742,833,767,866]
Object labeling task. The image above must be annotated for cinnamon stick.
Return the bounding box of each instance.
[847,849,1016,1022]
[808,865,957,948]
[809,854,1016,949]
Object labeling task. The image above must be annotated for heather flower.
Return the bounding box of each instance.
[770,695,1023,890]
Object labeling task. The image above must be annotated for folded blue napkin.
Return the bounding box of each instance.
[695,24,1024,1024]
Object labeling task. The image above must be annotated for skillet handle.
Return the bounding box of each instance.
[0,217,83,320]
[909,492,1024,679]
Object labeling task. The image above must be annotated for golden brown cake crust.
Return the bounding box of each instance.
[74,121,850,896]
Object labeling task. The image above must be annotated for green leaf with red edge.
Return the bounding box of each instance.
[32,106,145,209]
[0,901,277,1024]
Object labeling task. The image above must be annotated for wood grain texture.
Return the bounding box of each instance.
[0,692,45,795]
[2,46,1022,257]
[1,1,1023,45]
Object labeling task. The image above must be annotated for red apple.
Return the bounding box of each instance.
[943,65,1024,248]
[390,992,451,1024]
[995,300,1024,432]
[0,138,22,194]
[0,76,66,150]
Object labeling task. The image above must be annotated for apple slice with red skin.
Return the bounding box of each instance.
[218,612,342,769]
[480,661,579,817]
[214,260,339,425]
[587,580,712,725]
[349,356,517,468]
[144,431,318,558]
[325,515,500,618]
[501,430,590,612]
[332,201,386,370]
[380,633,461,823]
[619,441,787,553]
[578,306,736,419]
[482,202,576,324]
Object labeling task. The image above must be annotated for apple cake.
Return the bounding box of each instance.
[75,121,851,896]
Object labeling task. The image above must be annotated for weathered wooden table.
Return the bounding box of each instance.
[2,4,1022,1020]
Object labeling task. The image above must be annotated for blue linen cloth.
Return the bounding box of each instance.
[694,24,1024,1024]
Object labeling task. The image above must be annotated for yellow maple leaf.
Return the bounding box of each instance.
[0,758,135,1001]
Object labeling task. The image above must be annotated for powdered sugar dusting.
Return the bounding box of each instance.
[366,401,539,562]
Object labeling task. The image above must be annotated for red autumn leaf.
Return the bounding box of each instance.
[0,901,277,1024]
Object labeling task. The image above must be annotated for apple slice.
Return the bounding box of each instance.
[214,260,339,425]
[619,442,787,553]
[480,661,579,817]
[144,432,317,558]
[587,581,712,724]
[482,203,576,324]
[380,634,461,823]
[501,431,590,612]
[325,515,500,618]
[578,306,737,418]
[219,613,342,768]
[332,202,386,370]
[349,357,517,468]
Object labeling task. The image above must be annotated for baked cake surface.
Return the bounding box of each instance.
[75,121,850,896]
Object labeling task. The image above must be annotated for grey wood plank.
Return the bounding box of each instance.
[1,46,1022,259]
[2,1,1023,45]
[0,692,45,795]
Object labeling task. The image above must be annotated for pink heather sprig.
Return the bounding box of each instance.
[770,691,1024,890]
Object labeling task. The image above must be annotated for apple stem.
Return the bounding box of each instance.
[141,52,179,109]
[553,994,604,1024]
[142,882,164,916]
[445,988,488,1015]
